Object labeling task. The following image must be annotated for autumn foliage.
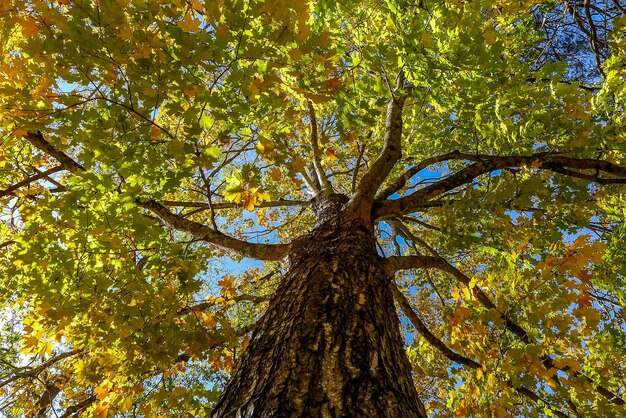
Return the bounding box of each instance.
[1,0,626,417]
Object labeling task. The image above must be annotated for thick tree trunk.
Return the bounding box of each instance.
[212,196,426,417]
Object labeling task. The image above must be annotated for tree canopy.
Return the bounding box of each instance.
[1,0,626,416]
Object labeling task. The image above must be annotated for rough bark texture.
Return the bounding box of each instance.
[212,195,426,417]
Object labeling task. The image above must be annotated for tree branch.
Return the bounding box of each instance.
[375,152,626,217]
[59,394,97,418]
[25,132,84,173]
[0,166,64,198]
[390,282,570,417]
[0,349,81,389]
[387,253,625,406]
[307,101,333,194]
[390,283,480,369]
[136,199,290,260]
[351,141,366,193]
[346,73,408,221]
[376,150,470,200]
[385,255,443,275]
[161,199,308,210]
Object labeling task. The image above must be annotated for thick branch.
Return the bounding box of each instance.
[34,375,66,418]
[161,199,308,210]
[376,150,471,200]
[346,74,408,221]
[385,255,443,275]
[136,199,290,260]
[307,101,333,194]
[25,132,84,173]
[375,153,626,217]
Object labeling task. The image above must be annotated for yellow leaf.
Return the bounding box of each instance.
[451,288,461,301]
[256,136,275,154]
[483,28,496,45]
[324,147,339,161]
[245,194,256,211]
[94,404,109,418]
[20,335,39,355]
[201,313,217,329]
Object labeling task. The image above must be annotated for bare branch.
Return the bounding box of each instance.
[300,168,320,196]
[391,283,480,368]
[351,141,366,193]
[136,199,291,260]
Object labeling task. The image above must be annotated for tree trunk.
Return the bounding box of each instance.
[212,196,426,417]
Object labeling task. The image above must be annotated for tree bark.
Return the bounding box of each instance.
[212,197,426,417]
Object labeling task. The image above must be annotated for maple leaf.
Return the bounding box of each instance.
[178,14,201,32]
[324,77,342,93]
[20,17,39,38]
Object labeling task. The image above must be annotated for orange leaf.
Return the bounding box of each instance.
[21,17,39,38]
[324,148,339,161]
[324,77,342,93]
[216,24,229,41]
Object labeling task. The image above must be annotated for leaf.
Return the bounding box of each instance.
[178,14,201,32]
[21,17,39,38]
[94,404,109,418]
[290,156,306,173]
[325,78,342,93]
[324,148,339,161]
[150,125,161,139]
[268,167,282,181]
[483,28,496,45]
[216,24,229,41]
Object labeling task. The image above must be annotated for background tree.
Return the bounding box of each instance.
[1,0,625,416]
